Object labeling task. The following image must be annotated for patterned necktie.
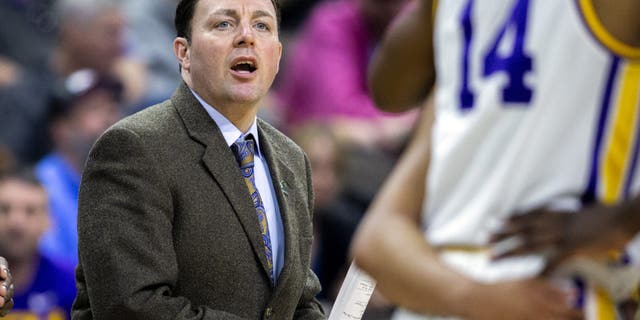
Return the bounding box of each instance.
[231,135,274,283]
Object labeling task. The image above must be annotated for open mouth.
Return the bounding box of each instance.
[231,61,257,73]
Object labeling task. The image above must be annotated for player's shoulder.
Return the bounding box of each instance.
[575,0,640,59]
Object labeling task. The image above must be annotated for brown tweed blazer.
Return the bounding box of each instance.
[72,82,325,320]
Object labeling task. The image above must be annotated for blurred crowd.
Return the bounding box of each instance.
[0,0,415,318]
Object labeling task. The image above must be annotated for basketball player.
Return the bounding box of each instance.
[351,0,640,319]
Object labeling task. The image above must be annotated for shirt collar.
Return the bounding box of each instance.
[190,89,261,156]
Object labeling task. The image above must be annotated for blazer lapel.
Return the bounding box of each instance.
[171,83,273,280]
[257,121,299,292]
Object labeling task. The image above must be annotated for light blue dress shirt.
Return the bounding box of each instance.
[191,90,285,281]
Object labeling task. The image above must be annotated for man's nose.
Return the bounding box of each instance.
[234,23,255,47]
[5,210,26,227]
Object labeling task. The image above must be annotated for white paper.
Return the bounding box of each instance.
[328,261,377,320]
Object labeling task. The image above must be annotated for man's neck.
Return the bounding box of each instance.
[186,79,260,133]
[212,103,258,133]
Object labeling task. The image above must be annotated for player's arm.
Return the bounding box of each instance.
[350,97,580,319]
[351,98,478,316]
[368,0,436,112]
[587,0,640,59]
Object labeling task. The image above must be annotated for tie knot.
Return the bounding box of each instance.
[231,135,256,168]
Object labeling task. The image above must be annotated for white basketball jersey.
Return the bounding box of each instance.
[425,0,640,250]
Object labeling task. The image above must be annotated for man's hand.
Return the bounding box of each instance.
[0,56,20,88]
[463,278,583,320]
[0,257,13,317]
[489,205,632,274]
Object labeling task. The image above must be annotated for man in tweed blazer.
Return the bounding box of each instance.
[72,0,325,319]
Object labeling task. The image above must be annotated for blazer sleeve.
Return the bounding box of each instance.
[293,154,325,320]
[76,126,247,320]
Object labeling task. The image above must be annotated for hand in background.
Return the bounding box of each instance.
[0,56,20,88]
[0,257,13,317]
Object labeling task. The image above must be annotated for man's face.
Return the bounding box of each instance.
[66,8,125,72]
[176,0,282,109]
[0,179,48,263]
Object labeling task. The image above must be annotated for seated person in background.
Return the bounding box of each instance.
[0,167,75,319]
[0,0,145,164]
[36,70,124,269]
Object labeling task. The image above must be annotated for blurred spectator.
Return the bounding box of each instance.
[0,0,144,163]
[0,0,57,74]
[123,0,181,108]
[291,124,343,212]
[52,0,122,75]
[0,147,15,176]
[0,167,76,319]
[279,0,322,34]
[36,69,123,268]
[290,123,343,297]
[291,123,397,319]
[275,0,414,149]
[0,66,55,164]
[52,0,146,105]
[276,3,412,313]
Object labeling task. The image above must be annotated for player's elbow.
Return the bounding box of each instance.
[369,80,430,113]
[349,212,383,273]
[371,96,404,113]
[369,84,411,113]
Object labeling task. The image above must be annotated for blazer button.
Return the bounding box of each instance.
[264,307,273,319]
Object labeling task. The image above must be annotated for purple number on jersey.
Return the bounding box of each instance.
[459,0,534,110]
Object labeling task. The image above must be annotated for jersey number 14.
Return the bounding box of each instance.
[460,0,534,109]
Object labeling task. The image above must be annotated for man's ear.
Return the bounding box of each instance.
[275,40,283,74]
[174,37,190,71]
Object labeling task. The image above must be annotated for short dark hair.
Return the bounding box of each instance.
[0,166,42,188]
[175,0,281,41]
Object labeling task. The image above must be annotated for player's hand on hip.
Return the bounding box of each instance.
[0,257,13,317]
[464,278,583,320]
[488,205,629,274]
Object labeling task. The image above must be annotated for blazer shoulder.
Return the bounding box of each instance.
[107,99,181,140]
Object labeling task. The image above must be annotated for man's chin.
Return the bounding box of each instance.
[229,91,263,105]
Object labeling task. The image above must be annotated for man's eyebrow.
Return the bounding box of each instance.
[252,10,275,20]
[212,9,240,19]
[210,9,274,21]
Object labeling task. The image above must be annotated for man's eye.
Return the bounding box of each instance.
[217,21,232,29]
[255,22,269,31]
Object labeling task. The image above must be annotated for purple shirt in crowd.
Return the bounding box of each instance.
[276,0,391,125]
